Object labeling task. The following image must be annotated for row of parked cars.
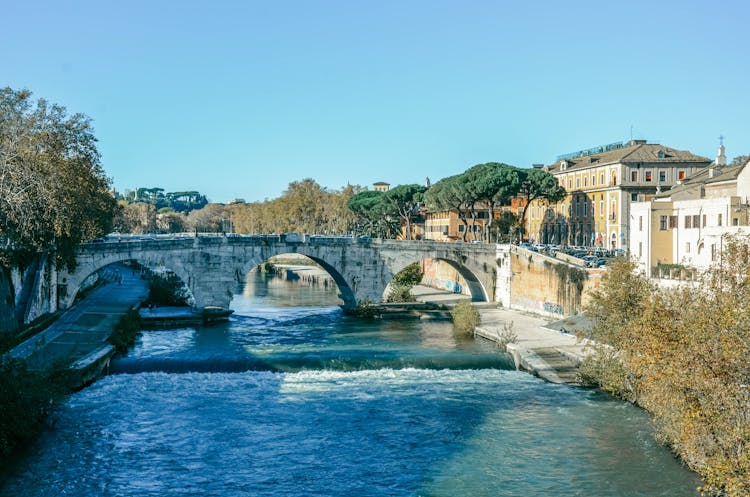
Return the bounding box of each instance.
[518,243,626,268]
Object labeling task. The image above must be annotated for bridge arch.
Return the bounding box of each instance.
[60,254,194,309]
[237,251,356,310]
[387,257,490,303]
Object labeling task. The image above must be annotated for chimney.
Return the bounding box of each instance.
[628,139,647,146]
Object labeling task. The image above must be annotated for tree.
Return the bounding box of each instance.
[347,190,400,238]
[156,210,187,233]
[582,240,750,496]
[0,87,117,269]
[463,163,523,241]
[113,201,156,234]
[730,154,750,167]
[517,168,566,241]
[187,203,225,232]
[382,184,427,240]
[424,174,475,241]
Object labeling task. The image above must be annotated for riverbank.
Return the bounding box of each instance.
[408,284,588,385]
[475,308,589,385]
[7,264,148,381]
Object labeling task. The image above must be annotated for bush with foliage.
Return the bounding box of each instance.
[392,263,423,286]
[147,272,190,306]
[386,285,415,303]
[583,240,750,496]
[0,360,70,464]
[386,263,423,303]
[451,300,480,334]
[107,309,142,354]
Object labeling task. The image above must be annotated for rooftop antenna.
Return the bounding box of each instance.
[630,125,634,142]
[719,134,724,146]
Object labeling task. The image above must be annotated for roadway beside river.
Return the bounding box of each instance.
[8,265,148,375]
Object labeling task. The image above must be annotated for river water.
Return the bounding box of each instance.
[1,272,700,496]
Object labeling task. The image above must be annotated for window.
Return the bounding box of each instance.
[669,215,677,228]
[599,200,604,217]
[659,171,666,182]
[718,213,722,226]
[639,216,643,231]
[631,193,639,202]
[678,170,686,180]
[592,175,596,186]
[600,173,605,184]
[576,178,580,188]
[711,244,717,261]
[639,242,643,257]
[685,242,690,253]
[631,171,638,182]
[645,171,652,182]
[685,216,692,229]
[659,216,667,231]
[458,224,464,232]
[692,215,700,227]
[584,177,588,187]
[703,214,706,227]
[734,218,739,226]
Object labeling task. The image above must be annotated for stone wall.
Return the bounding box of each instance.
[509,248,604,318]
[0,254,58,334]
[420,259,473,297]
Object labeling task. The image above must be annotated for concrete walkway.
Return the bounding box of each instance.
[408,284,590,385]
[8,264,148,371]
[410,285,472,305]
[475,308,590,385]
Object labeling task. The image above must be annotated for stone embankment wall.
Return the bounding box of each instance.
[508,248,604,318]
[0,254,58,334]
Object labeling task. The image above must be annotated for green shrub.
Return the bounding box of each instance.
[392,262,423,287]
[108,309,142,354]
[451,300,480,334]
[0,360,70,464]
[386,284,416,303]
[147,272,190,306]
[353,298,379,318]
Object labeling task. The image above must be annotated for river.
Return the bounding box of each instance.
[0,271,700,496]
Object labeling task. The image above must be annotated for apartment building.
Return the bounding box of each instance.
[527,140,711,249]
[630,145,750,276]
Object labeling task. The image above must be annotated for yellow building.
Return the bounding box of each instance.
[527,140,711,249]
[373,182,390,192]
[424,209,491,241]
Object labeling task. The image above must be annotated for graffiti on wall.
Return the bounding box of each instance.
[542,301,563,315]
[420,259,469,296]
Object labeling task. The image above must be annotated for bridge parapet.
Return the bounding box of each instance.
[64,235,500,312]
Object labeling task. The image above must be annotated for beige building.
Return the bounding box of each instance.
[528,140,711,249]
[373,182,390,192]
[424,209,492,241]
[630,144,750,276]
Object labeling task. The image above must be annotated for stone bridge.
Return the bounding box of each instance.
[58,234,499,311]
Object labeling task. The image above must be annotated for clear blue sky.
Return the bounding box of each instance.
[3,0,748,203]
